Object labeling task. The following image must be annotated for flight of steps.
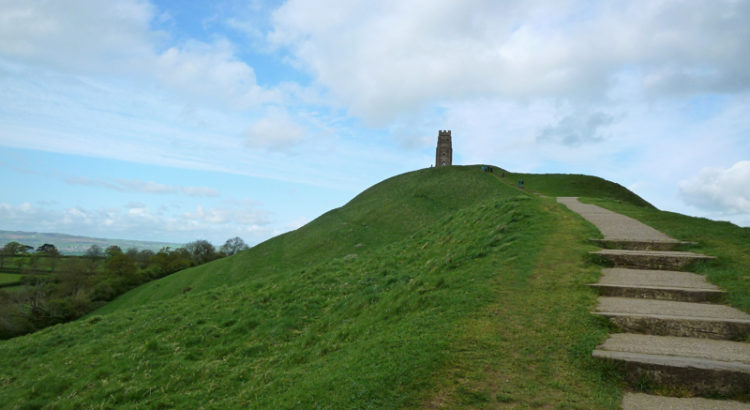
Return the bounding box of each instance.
[589,239,750,407]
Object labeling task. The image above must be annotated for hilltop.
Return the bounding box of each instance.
[1,166,747,408]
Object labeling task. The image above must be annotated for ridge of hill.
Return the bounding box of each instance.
[499,169,654,207]
[0,230,182,255]
[6,166,739,408]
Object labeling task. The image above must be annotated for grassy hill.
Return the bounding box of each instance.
[97,166,526,312]
[497,169,653,207]
[1,166,746,408]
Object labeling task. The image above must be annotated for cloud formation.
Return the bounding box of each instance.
[182,201,269,226]
[270,0,750,123]
[65,177,220,197]
[154,40,276,108]
[245,107,306,151]
[537,111,614,147]
[0,0,154,72]
[0,0,275,108]
[0,200,271,244]
[679,161,750,214]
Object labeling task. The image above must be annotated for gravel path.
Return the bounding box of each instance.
[556,197,677,242]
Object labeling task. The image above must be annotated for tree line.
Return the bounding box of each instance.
[0,237,248,339]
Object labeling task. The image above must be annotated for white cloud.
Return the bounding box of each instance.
[245,107,306,151]
[0,0,276,109]
[64,177,220,197]
[0,200,272,244]
[183,201,269,226]
[537,111,614,147]
[154,40,278,108]
[679,161,750,214]
[116,179,176,194]
[283,216,308,231]
[270,0,750,125]
[0,0,155,73]
[181,186,221,197]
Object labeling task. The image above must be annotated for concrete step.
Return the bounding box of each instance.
[591,249,716,270]
[622,393,750,409]
[594,333,750,398]
[594,297,750,340]
[589,268,725,302]
[590,238,695,251]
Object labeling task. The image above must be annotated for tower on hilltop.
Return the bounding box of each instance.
[435,130,452,167]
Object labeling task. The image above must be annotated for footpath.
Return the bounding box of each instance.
[557,197,750,410]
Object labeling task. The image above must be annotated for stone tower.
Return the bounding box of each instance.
[435,130,452,166]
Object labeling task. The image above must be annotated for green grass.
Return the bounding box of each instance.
[0,195,620,408]
[416,197,621,408]
[495,169,653,207]
[0,166,670,408]
[96,166,522,314]
[580,197,750,314]
[0,273,22,286]
[0,256,104,275]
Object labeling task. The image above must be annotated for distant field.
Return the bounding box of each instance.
[0,256,104,275]
[0,273,22,287]
[0,230,182,255]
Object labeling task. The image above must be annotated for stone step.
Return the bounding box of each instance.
[594,297,750,340]
[622,393,750,410]
[588,268,725,302]
[591,249,716,270]
[591,284,725,303]
[594,333,750,398]
[590,238,695,251]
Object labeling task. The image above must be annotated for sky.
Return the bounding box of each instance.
[1,0,749,247]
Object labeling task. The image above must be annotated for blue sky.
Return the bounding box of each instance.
[1,0,750,246]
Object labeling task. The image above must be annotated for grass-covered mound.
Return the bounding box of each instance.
[0,166,641,408]
[498,169,653,207]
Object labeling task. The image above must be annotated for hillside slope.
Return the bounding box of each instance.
[96,166,522,313]
[0,166,661,408]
